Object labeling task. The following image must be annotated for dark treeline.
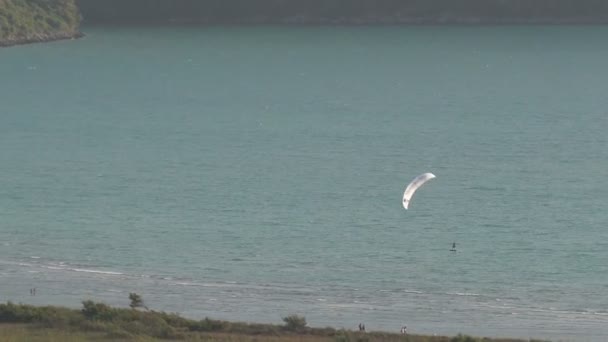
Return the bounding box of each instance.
[78,0,608,24]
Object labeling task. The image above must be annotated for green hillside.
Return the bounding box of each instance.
[0,0,81,46]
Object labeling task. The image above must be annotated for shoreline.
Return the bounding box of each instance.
[80,14,608,26]
[83,18,608,26]
[0,31,84,48]
[2,17,606,47]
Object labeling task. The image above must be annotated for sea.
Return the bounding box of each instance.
[1,26,607,341]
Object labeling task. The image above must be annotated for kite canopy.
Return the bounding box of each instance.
[402,172,436,209]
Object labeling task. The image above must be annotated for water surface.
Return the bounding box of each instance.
[1,26,608,341]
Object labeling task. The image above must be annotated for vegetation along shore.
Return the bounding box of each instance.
[0,295,549,342]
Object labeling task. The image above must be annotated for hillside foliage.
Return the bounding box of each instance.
[0,0,80,45]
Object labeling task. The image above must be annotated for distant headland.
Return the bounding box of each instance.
[0,0,82,47]
[2,0,608,47]
[77,0,608,25]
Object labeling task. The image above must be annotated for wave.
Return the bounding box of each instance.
[445,292,482,297]
[5,257,606,326]
[171,281,226,287]
[379,288,424,294]
[402,289,424,294]
[325,302,375,310]
[466,185,507,192]
[168,281,318,297]
[70,268,123,276]
[0,258,125,277]
[38,264,124,276]
[477,302,608,322]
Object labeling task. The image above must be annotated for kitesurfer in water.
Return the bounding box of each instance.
[451,242,456,251]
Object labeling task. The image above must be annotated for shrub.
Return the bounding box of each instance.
[81,300,117,321]
[0,302,35,322]
[224,321,280,335]
[282,314,307,332]
[0,302,84,330]
[333,330,370,342]
[334,330,351,342]
[129,292,147,310]
[125,311,176,338]
[311,326,337,336]
[187,317,229,332]
[158,311,191,328]
[451,334,479,342]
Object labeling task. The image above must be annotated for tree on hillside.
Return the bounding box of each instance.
[129,293,148,310]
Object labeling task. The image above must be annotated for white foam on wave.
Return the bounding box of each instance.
[478,302,608,323]
[2,258,126,278]
[169,280,316,294]
[43,266,63,270]
[380,288,424,294]
[36,263,124,276]
[325,302,375,310]
[446,292,481,297]
[403,289,424,294]
[70,268,123,276]
[171,281,237,288]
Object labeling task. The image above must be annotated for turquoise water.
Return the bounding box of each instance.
[1,26,608,341]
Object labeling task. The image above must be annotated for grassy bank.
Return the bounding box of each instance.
[0,298,547,342]
[0,0,81,47]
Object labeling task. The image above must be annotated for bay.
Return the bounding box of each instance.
[1,26,608,341]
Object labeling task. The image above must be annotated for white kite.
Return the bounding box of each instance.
[402,172,436,209]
